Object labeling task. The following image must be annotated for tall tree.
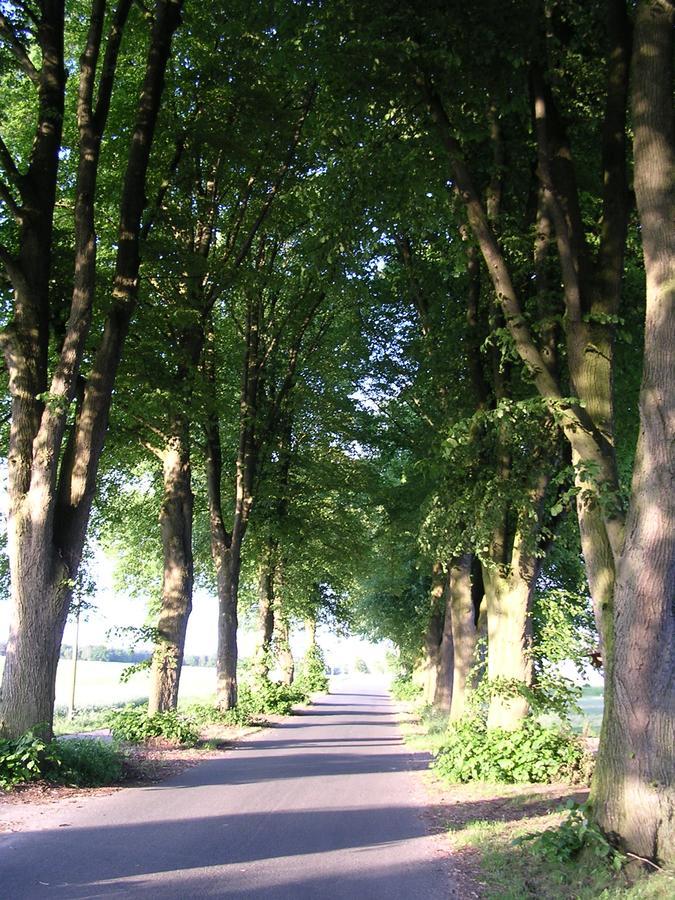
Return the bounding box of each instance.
[591,0,674,862]
[0,0,183,737]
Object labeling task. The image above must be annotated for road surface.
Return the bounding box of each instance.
[0,681,452,898]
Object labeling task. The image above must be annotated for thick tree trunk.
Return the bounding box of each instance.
[483,476,546,731]
[0,541,70,738]
[148,423,193,715]
[448,554,477,722]
[592,0,675,863]
[483,564,533,731]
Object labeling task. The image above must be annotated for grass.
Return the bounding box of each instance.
[447,796,673,899]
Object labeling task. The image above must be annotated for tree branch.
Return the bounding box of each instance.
[0,133,22,188]
[0,12,40,85]
[0,177,21,220]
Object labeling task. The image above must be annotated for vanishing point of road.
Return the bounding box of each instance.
[1,681,453,898]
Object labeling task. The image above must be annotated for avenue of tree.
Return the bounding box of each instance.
[0,0,672,865]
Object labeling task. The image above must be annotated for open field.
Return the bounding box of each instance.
[0,657,217,713]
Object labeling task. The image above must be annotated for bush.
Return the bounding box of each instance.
[108,707,198,746]
[0,733,58,790]
[434,718,592,785]
[519,800,626,870]
[50,739,124,786]
[295,644,329,694]
[390,674,423,701]
[241,678,308,716]
[182,701,255,728]
[1,733,123,790]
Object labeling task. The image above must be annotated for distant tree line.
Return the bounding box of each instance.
[58,645,215,667]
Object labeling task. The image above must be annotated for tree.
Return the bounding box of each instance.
[590,0,674,862]
[0,0,183,738]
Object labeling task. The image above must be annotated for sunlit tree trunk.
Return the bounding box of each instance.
[148,420,193,714]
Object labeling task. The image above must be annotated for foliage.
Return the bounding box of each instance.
[390,674,423,702]
[0,733,58,790]
[294,644,329,694]
[519,801,626,870]
[181,701,255,728]
[49,739,124,787]
[107,707,199,746]
[446,791,670,900]
[241,679,308,716]
[0,733,123,790]
[434,719,592,785]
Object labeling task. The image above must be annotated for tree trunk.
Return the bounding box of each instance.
[419,565,444,704]
[592,0,675,863]
[254,550,276,679]
[0,544,70,738]
[0,0,183,738]
[433,564,456,715]
[148,421,193,715]
[483,564,533,731]
[483,475,546,731]
[215,548,239,708]
[276,606,294,686]
[449,554,478,722]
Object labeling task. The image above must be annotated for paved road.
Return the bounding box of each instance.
[0,682,451,898]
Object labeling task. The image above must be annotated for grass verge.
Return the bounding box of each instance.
[447,794,673,899]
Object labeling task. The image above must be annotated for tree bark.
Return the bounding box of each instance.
[254,548,276,679]
[418,565,444,704]
[483,475,547,731]
[433,564,457,715]
[592,0,675,863]
[148,418,193,715]
[448,554,478,722]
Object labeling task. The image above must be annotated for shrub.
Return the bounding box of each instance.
[49,739,124,786]
[1,733,124,790]
[182,701,255,728]
[295,644,329,694]
[0,733,58,790]
[434,718,592,785]
[390,674,423,702]
[108,707,198,746]
[242,678,308,716]
[518,800,626,869]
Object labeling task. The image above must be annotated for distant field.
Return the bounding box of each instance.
[573,686,604,735]
[0,657,217,712]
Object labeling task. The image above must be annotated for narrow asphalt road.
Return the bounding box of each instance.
[0,681,452,898]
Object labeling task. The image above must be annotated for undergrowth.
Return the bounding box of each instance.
[389,673,423,701]
[0,733,124,791]
[447,794,673,899]
[434,717,592,785]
